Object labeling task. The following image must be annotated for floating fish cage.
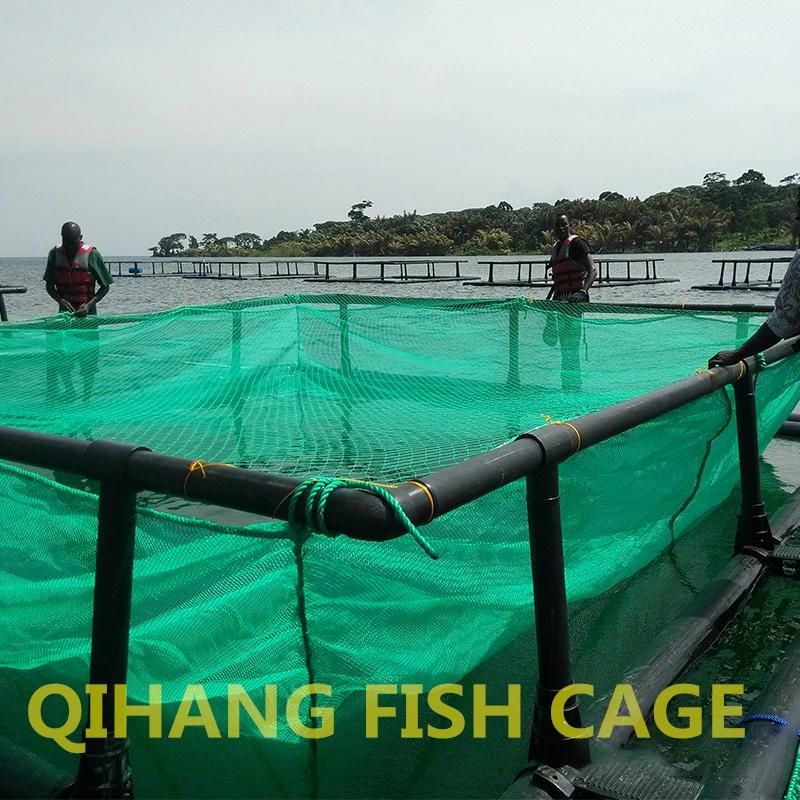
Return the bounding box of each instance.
[1,295,800,799]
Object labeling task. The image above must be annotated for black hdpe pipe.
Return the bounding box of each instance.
[527,466,590,769]
[0,341,797,543]
[702,630,800,800]
[0,425,431,541]
[777,412,800,438]
[534,300,773,313]
[734,371,773,551]
[590,553,765,751]
[588,509,798,752]
[70,442,140,797]
[589,435,800,750]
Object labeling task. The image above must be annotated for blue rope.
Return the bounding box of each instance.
[739,713,800,737]
[287,477,439,559]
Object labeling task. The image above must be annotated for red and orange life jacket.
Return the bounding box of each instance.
[549,235,586,297]
[53,244,96,307]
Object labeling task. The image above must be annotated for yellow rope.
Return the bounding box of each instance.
[695,368,720,389]
[736,360,747,381]
[184,459,233,496]
[407,480,436,523]
[543,415,582,452]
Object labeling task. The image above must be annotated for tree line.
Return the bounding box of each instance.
[149,171,800,258]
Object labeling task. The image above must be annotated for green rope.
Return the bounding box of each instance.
[754,352,768,372]
[287,477,439,559]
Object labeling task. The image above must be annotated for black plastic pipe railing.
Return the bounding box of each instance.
[71,443,142,797]
[0,338,797,543]
[590,481,800,752]
[733,371,774,551]
[526,466,590,769]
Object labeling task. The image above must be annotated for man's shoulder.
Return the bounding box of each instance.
[569,236,591,255]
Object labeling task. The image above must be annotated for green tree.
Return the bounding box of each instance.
[234,232,262,250]
[348,200,373,223]
[703,172,729,188]
[734,169,766,185]
[599,191,625,202]
[152,233,186,257]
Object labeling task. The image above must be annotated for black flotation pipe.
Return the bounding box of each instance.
[701,630,800,799]
[588,484,800,750]
[777,413,800,438]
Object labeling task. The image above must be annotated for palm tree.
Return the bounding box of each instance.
[689,211,730,251]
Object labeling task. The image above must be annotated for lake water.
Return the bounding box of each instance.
[0,250,791,321]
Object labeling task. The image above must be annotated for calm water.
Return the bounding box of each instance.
[0,251,790,321]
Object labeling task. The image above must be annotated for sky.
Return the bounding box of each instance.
[0,0,797,255]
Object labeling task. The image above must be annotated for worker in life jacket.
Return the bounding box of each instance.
[542,216,595,391]
[547,215,597,302]
[44,222,113,316]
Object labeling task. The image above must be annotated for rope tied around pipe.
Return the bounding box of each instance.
[183,459,234,496]
[542,415,582,452]
[287,477,439,560]
[695,368,721,389]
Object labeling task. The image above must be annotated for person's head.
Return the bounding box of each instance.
[61,221,82,251]
[553,215,570,240]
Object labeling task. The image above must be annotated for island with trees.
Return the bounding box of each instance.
[149,171,800,258]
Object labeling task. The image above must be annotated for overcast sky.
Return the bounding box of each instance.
[0,0,796,255]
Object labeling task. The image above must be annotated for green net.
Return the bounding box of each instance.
[1,295,800,799]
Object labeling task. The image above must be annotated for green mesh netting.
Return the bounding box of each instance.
[787,746,800,800]
[2,295,800,799]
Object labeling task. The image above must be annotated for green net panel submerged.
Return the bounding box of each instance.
[1,295,800,799]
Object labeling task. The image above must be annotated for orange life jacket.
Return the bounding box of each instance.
[549,235,586,297]
[53,244,96,307]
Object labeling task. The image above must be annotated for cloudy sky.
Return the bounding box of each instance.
[0,0,796,254]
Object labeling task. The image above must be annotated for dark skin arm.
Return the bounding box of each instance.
[75,284,109,317]
[46,280,75,313]
[581,252,597,292]
[708,322,781,368]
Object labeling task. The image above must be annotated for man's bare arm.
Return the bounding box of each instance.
[582,252,597,292]
[75,284,109,317]
[46,280,74,313]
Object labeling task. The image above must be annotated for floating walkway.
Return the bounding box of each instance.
[107,258,476,283]
[464,257,676,288]
[178,260,322,280]
[691,256,792,291]
[0,286,26,322]
[106,259,322,280]
[303,258,475,284]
